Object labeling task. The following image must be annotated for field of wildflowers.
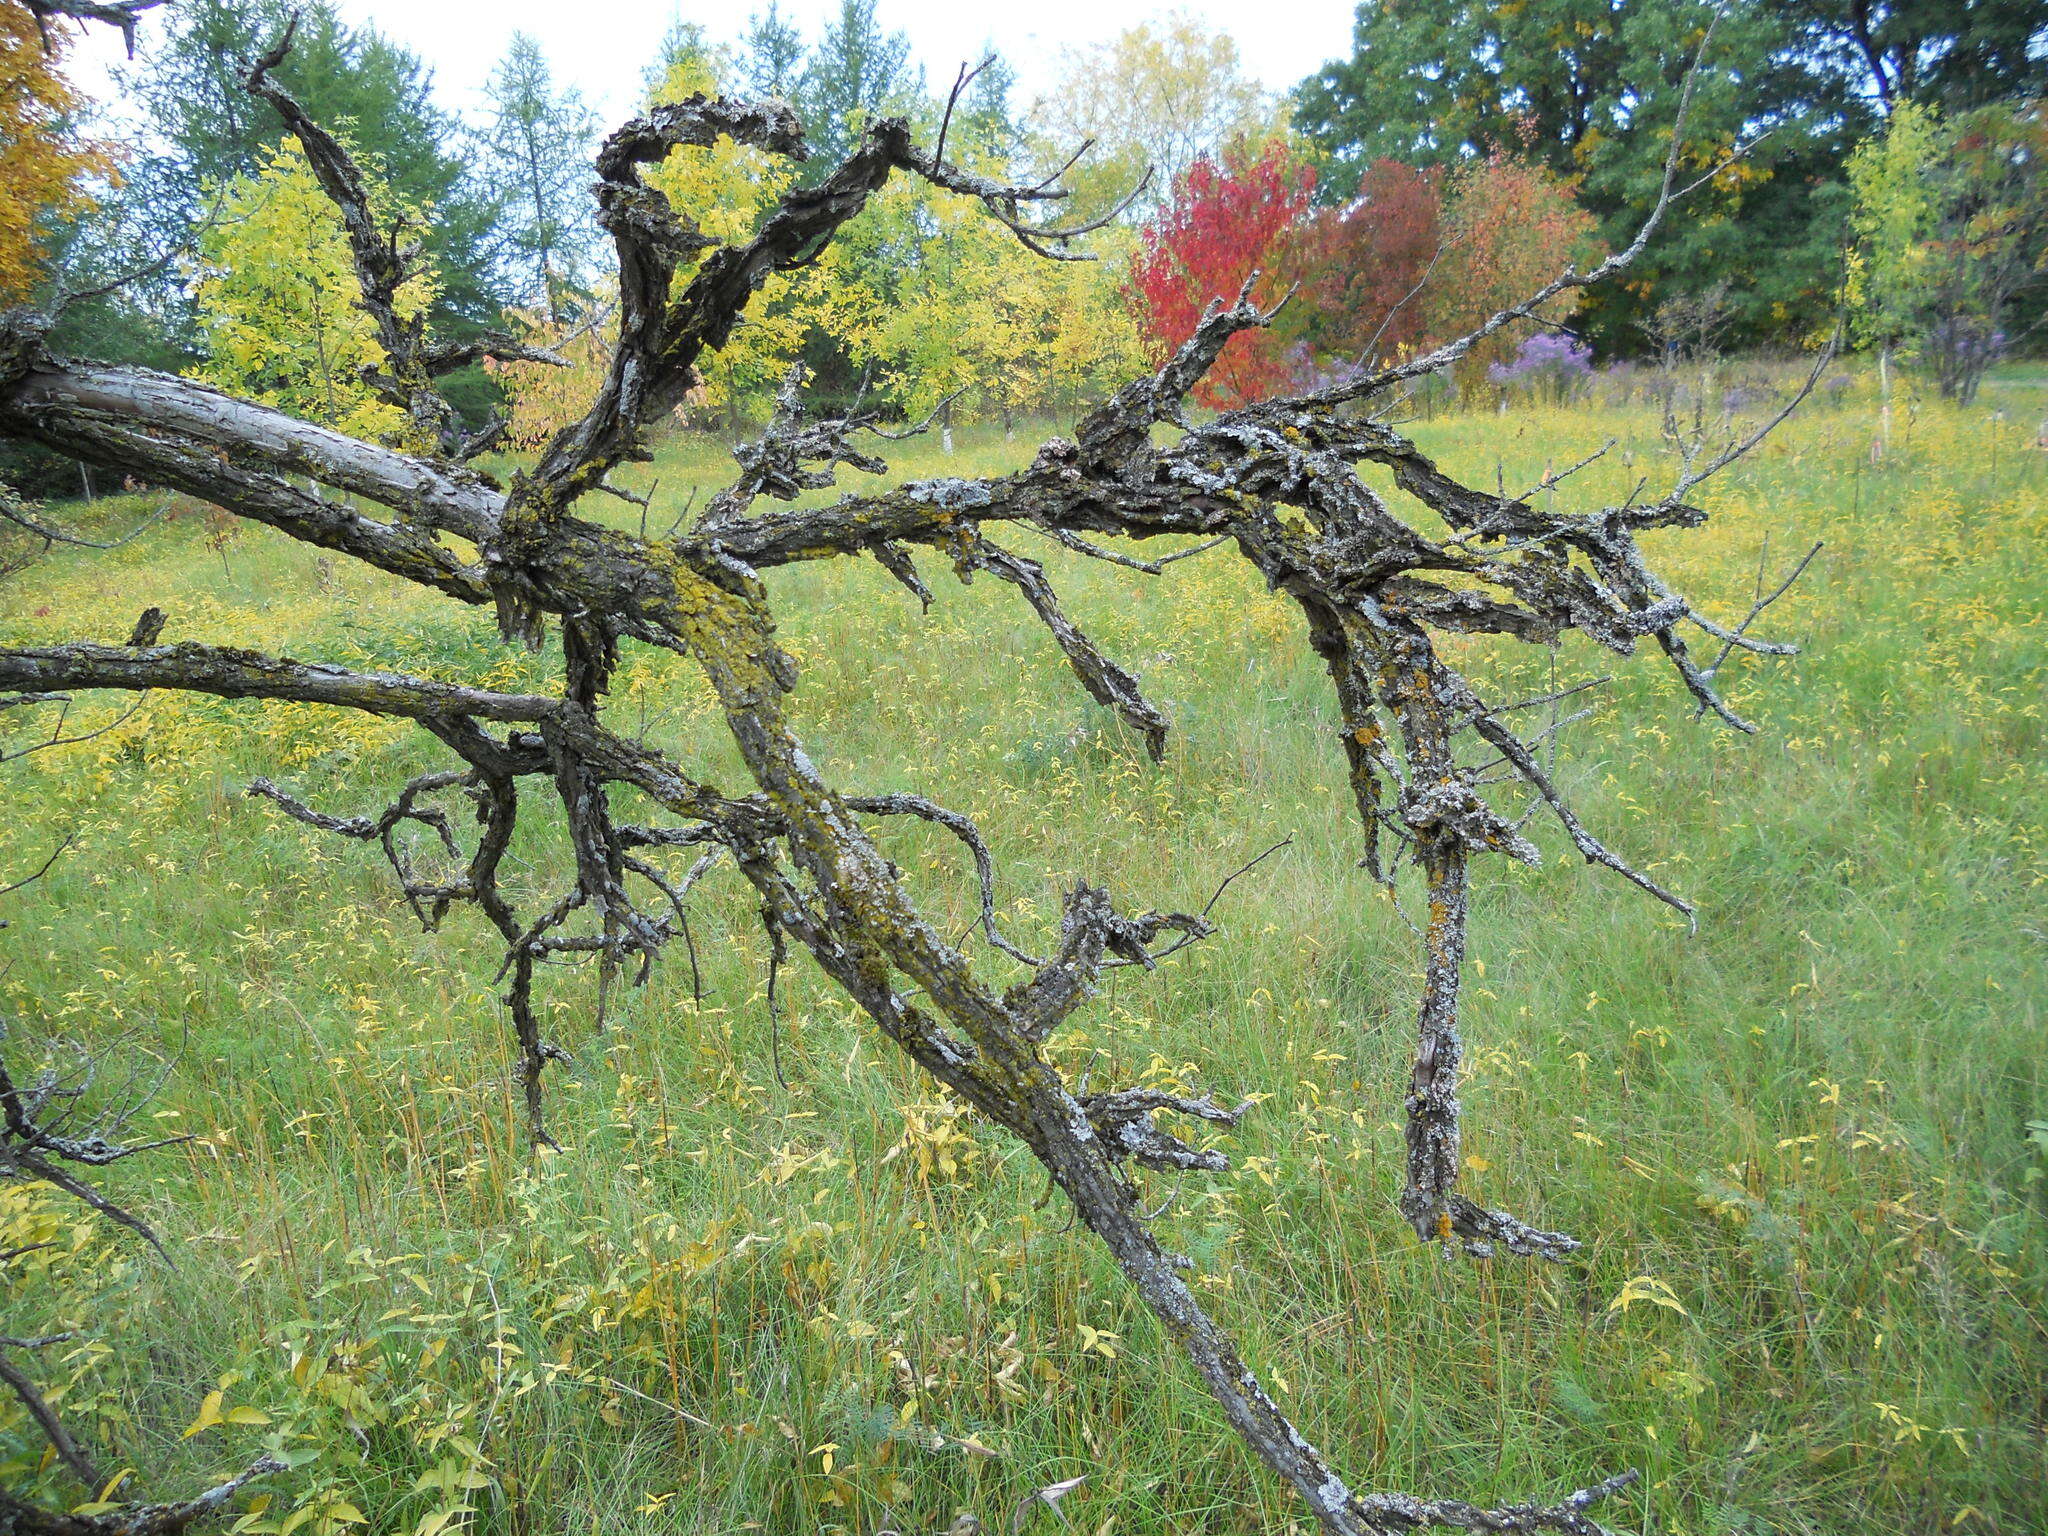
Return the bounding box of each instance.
[1,369,2043,1535]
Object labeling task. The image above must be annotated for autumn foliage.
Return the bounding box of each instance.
[487,308,618,450]
[0,9,112,304]
[1130,139,1601,406]
[192,138,439,446]
[1427,152,1604,377]
[1280,158,1442,365]
[1129,142,1315,406]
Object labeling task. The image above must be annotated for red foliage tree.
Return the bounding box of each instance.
[1279,158,1442,367]
[1129,141,1315,406]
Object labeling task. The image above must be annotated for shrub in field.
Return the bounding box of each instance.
[1487,332,1596,404]
[1278,157,1441,367]
[1272,150,1604,390]
[1428,153,1605,382]
[1129,140,1315,406]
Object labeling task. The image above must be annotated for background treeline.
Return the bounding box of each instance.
[2,0,2044,470]
[1297,0,2048,379]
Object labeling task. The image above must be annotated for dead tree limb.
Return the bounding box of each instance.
[18,0,162,55]
[0,20,1819,1532]
[0,1455,284,1536]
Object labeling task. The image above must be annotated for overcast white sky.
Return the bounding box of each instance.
[66,1,1359,125]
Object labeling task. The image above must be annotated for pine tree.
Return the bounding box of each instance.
[953,49,1021,165]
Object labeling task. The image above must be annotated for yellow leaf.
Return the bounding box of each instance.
[1607,1276,1689,1317]
[414,1508,471,1536]
[181,1389,224,1438]
[93,1470,132,1502]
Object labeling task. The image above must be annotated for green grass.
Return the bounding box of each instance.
[1,373,2044,1536]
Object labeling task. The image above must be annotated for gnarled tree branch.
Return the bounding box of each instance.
[0,30,1818,1532]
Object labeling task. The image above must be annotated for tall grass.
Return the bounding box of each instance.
[1,374,2043,1536]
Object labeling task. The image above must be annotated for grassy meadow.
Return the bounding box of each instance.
[1,371,2044,1536]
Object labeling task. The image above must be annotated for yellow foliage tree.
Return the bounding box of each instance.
[642,46,819,431]
[1030,16,1281,224]
[0,9,113,304]
[852,183,1146,435]
[493,46,1147,446]
[494,45,824,444]
[192,137,438,445]
[488,302,605,451]
[1042,227,1150,417]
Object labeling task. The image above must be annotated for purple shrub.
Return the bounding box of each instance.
[1487,332,1595,401]
[1926,319,2008,366]
[1286,341,1366,394]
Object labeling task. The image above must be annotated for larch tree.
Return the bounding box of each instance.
[951,49,1022,164]
[475,33,599,327]
[799,0,919,171]
[737,0,805,101]
[1,8,1825,1536]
